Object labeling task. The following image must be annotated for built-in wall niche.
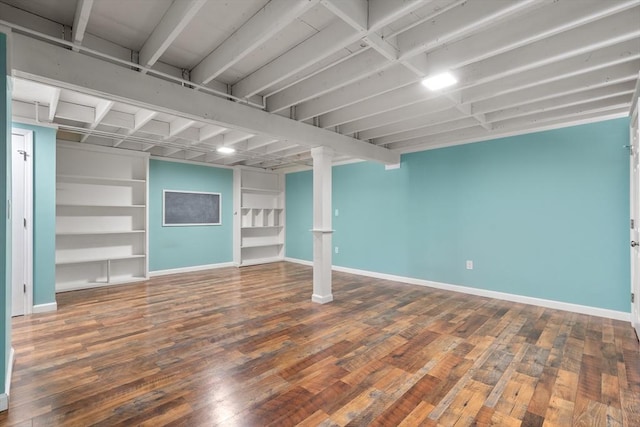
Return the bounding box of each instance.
[55,141,149,291]
[234,168,285,266]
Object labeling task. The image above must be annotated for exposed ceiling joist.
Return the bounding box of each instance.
[10,34,399,165]
[191,0,320,85]
[139,0,207,72]
[72,0,93,52]
[232,20,358,100]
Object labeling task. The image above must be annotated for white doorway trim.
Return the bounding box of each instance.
[11,128,33,316]
[630,74,640,339]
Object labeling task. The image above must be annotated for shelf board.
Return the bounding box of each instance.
[241,242,284,249]
[56,204,146,209]
[56,230,146,236]
[58,174,146,185]
[241,186,281,194]
[241,207,284,210]
[240,256,284,267]
[56,277,148,293]
[56,254,146,265]
[241,225,283,230]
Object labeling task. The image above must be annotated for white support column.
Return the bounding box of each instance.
[311,147,334,304]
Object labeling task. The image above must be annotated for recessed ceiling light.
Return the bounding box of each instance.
[216,146,235,154]
[421,72,457,91]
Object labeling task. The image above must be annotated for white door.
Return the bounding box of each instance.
[631,103,640,338]
[11,130,33,317]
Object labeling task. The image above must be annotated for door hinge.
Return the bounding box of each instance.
[633,293,635,303]
[23,283,26,294]
[632,219,635,229]
[23,217,27,228]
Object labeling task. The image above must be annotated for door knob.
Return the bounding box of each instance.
[632,241,639,247]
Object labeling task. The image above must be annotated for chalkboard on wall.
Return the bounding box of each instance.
[163,190,221,226]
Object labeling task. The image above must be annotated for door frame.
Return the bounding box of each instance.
[11,128,33,316]
[630,77,640,338]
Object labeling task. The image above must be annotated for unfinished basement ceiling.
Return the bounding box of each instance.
[1,0,639,170]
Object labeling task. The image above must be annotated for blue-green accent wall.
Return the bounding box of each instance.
[286,118,631,312]
[12,123,56,306]
[149,159,233,271]
[1,32,11,397]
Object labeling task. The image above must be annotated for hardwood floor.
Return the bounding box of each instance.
[1,262,638,426]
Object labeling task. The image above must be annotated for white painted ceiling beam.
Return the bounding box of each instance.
[246,135,279,151]
[491,97,631,131]
[139,119,170,137]
[118,109,157,147]
[397,0,546,60]
[168,117,195,138]
[233,0,432,100]
[10,33,398,165]
[473,61,640,114]
[47,88,60,122]
[373,84,634,146]
[72,0,94,52]
[368,0,434,31]
[340,98,452,139]
[321,0,367,32]
[266,49,389,113]
[423,0,638,79]
[410,109,630,154]
[101,110,135,129]
[11,100,47,123]
[294,61,416,121]
[321,81,432,129]
[321,0,400,62]
[80,99,114,142]
[460,38,640,104]
[390,105,630,152]
[458,7,640,87]
[191,0,319,85]
[232,21,359,99]
[374,117,480,146]
[484,82,636,123]
[321,29,640,130]
[197,130,255,149]
[55,101,95,123]
[348,59,638,138]
[263,140,300,154]
[198,124,228,141]
[316,7,640,128]
[139,0,207,72]
[359,107,466,140]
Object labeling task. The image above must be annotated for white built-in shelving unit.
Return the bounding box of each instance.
[55,141,149,291]
[234,168,285,266]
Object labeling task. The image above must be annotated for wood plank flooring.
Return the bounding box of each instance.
[1,262,638,426]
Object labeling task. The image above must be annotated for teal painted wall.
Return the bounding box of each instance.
[1,32,11,397]
[148,159,233,271]
[286,118,631,312]
[12,123,56,306]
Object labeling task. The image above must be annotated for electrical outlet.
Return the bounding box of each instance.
[335,209,339,216]
[466,260,473,270]
[335,246,339,254]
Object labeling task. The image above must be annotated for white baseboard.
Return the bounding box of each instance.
[149,262,236,277]
[312,294,333,304]
[1,347,15,412]
[284,258,631,322]
[285,257,312,266]
[32,302,57,313]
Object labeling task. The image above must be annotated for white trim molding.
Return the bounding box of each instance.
[149,262,236,277]
[284,257,631,321]
[1,347,15,412]
[32,302,58,313]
